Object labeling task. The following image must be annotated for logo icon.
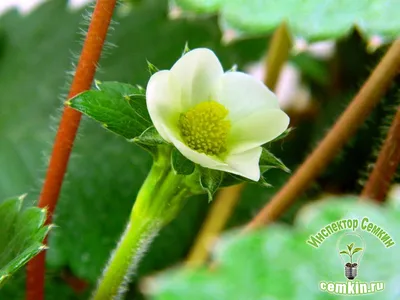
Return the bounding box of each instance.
[306,217,393,295]
[337,233,365,280]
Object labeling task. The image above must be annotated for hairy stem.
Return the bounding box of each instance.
[93,147,196,299]
[92,220,160,300]
[26,1,117,299]
[185,23,292,267]
[361,105,400,201]
[245,40,400,231]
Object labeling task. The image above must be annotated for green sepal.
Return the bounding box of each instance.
[208,147,289,189]
[147,60,159,76]
[171,148,196,175]
[67,81,152,140]
[199,168,223,202]
[0,195,50,287]
[219,173,243,187]
[132,126,165,146]
[131,126,167,156]
[219,148,288,188]
[220,172,272,188]
[182,42,190,55]
[258,175,273,188]
[227,64,238,72]
[259,148,290,174]
[271,127,294,143]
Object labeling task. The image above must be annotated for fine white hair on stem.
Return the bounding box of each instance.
[31,0,119,204]
[93,221,161,300]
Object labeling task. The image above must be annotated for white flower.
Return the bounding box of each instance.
[146,48,290,181]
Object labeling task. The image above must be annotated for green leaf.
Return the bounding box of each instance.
[0,196,49,286]
[94,81,148,118]
[147,196,400,299]
[94,81,144,98]
[347,243,354,252]
[175,0,400,42]
[339,250,349,255]
[200,168,223,201]
[174,0,223,14]
[171,148,196,175]
[352,247,363,255]
[259,148,290,174]
[67,82,151,139]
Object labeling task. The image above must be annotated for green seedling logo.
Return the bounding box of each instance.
[339,242,363,280]
[336,232,365,281]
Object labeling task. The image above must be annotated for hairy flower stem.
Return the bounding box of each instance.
[361,106,400,202]
[245,40,400,230]
[92,147,198,299]
[92,221,160,300]
[26,1,117,299]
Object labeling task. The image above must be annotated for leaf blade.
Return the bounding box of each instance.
[0,196,49,286]
[347,243,354,252]
[68,83,152,140]
[175,0,400,42]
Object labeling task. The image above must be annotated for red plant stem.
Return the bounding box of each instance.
[244,40,400,231]
[361,107,400,201]
[26,1,117,299]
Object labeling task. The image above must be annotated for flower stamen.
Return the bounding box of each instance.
[179,101,230,156]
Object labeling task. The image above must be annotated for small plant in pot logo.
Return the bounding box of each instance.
[339,243,363,280]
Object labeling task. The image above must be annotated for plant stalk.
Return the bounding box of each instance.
[361,106,400,202]
[92,221,160,300]
[245,40,400,231]
[26,1,117,299]
[92,147,196,299]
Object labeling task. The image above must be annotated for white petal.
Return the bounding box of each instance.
[160,124,245,175]
[162,123,262,181]
[162,126,228,168]
[229,109,290,153]
[215,71,280,121]
[146,70,182,142]
[224,147,262,181]
[170,48,224,109]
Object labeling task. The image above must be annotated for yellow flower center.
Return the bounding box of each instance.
[179,101,230,156]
